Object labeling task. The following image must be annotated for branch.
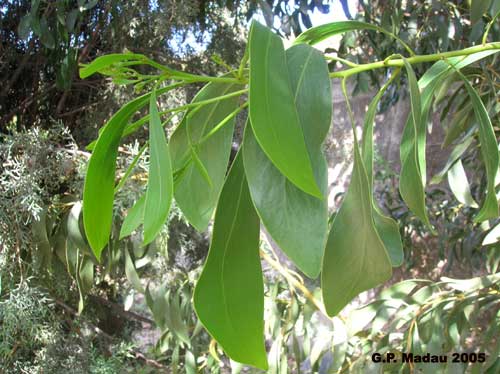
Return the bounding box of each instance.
[329,42,500,79]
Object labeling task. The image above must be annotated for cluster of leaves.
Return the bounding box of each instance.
[77,13,500,368]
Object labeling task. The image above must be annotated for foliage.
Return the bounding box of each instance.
[76,6,500,367]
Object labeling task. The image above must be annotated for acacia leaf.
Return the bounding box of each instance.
[447,160,479,208]
[243,43,330,278]
[322,139,392,316]
[119,194,146,240]
[169,81,242,231]
[193,152,267,369]
[456,71,499,221]
[248,21,321,198]
[143,87,173,245]
[399,58,434,230]
[361,73,404,267]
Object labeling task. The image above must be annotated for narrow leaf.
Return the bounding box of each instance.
[119,194,146,239]
[243,43,331,278]
[193,152,267,369]
[124,247,145,293]
[454,71,499,221]
[169,81,242,231]
[83,89,158,259]
[79,53,144,79]
[399,58,434,230]
[447,160,479,208]
[361,72,404,267]
[248,21,321,198]
[143,87,173,245]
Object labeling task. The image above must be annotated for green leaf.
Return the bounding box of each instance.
[454,71,499,222]
[322,138,392,317]
[83,86,175,259]
[361,73,404,267]
[431,137,473,184]
[193,152,267,369]
[143,87,173,245]
[471,0,492,23]
[243,43,331,278]
[83,99,147,259]
[169,81,242,231]
[448,159,479,208]
[293,20,380,45]
[124,247,144,293]
[18,14,32,39]
[119,194,146,239]
[248,21,321,198]
[399,58,434,231]
[79,53,144,79]
[39,17,55,49]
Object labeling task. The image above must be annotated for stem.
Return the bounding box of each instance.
[114,142,148,193]
[197,102,248,145]
[259,249,330,319]
[329,42,500,79]
[123,88,248,137]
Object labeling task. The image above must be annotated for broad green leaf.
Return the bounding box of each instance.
[243,43,331,278]
[471,0,492,23]
[448,160,479,208]
[455,72,499,222]
[75,250,94,314]
[67,201,97,262]
[193,153,267,369]
[119,194,146,239]
[322,139,392,317]
[399,58,434,230]
[248,21,321,198]
[361,73,404,267]
[79,53,144,79]
[170,81,242,231]
[482,221,500,245]
[143,88,173,245]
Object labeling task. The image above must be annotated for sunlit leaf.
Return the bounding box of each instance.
[248,21,321,198]
[447,159,479,208]
[79,53,144,79]
[194,152,267,369]
[124,247,144,293]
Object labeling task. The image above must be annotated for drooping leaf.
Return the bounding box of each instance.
[193,152,267,369]
[454,71,499,221]
[83,85,176,259]
[143,87,173,245]
[399,58,434,230]
[361,72,404,267]
[243,43,331,278]
[322,138,392,317]
[447,160,479,208]
[169,81,242,231]
[119,194,146,239]
[248,21,321,198]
